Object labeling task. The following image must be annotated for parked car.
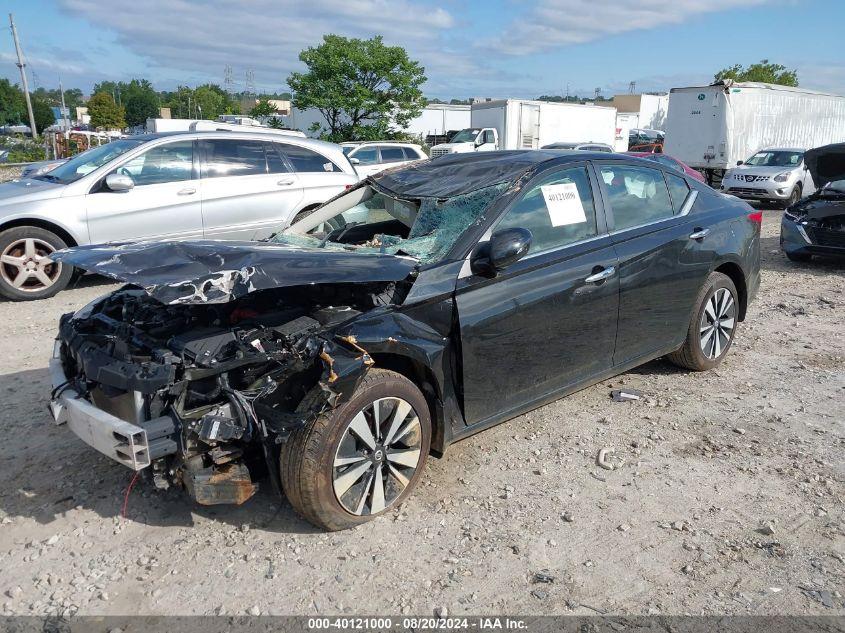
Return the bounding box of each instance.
[626,152,706,182]
[781,143,845,262]
[341,142,427,178]
[0,130,357,301]
[628,128,664,152]
[542,141,614,152]
[49,150,760,530]
[720,147,812,207]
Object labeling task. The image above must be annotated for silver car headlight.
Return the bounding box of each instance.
[773,172,790,182]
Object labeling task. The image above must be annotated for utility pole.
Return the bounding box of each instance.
[59,78,69,131]
[9,13,39,139]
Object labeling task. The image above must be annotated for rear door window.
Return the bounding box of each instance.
[665,173,691,212]
[201,139,267,178]
[599,164,673,231]
[351,147,379,165]
[379,146,406,163]
[495,166,598,254]
[265,143,291,174]
[281,144,340,173]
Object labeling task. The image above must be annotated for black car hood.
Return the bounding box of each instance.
[51,240,419,305]
[804,143,845,188]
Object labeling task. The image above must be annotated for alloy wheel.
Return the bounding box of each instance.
[699,287,736,360]
[0,238,62,292]
[332,397,423,516]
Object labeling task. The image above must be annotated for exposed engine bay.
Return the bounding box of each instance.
[55,282,406,505]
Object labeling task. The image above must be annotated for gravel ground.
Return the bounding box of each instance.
[0,208,842,617]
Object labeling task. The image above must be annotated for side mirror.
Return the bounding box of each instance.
[349,157,360,165]
[470,228,532,276]
[736,160,744,166]
[105,173,134,192]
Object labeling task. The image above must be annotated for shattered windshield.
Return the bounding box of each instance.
[273,183,508,263]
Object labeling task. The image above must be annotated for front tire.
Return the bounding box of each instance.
[281,369,431,530]
[668,272,738,371]
[0,226,73,301]
[784,184,801,208]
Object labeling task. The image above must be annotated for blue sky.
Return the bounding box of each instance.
[2,0,844,99]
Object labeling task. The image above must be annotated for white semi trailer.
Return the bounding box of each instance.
[430,99,617,157]
[663,81,845,184]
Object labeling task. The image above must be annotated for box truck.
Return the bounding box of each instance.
[663,81,845,183]
[430,99,617,157]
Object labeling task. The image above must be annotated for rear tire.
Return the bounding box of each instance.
[281,369,431,531]
[668,272,738,371]
[0,226,73,301]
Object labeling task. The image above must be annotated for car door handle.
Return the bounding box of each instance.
[689,228,710,240]
[277,179,296,186]
[584,266,616,284]
[177,187,196,196]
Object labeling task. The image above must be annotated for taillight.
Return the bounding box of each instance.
[344,184,353,190]
[747,211,763,225]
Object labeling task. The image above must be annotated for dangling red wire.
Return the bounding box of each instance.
[121,471,140,519]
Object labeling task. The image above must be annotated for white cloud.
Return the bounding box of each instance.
[488,0,776,55]
[0,52,86,77]
[58,0,458,90]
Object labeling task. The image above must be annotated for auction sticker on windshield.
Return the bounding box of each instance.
[541,183,587,226]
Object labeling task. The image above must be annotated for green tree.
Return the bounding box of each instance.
[124,90,159,127]
[87,92,126,129]
[31,97,55,133]
[714,60,798,86]
[164,84,239,120]
[0,79,26,125]
[288,34,426,141]
[32,86,84,109]
[249,99,279,117]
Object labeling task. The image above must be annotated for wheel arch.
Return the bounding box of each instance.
[713,261,747,321]
[0,218,80,248]
[369,352,448,457]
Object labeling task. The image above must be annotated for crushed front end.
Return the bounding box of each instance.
[781,195,845,258]
[49,284,393,505]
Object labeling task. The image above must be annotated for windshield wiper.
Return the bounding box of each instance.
[36,173,61,183]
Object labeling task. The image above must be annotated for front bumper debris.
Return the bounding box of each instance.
[48,341,175,471]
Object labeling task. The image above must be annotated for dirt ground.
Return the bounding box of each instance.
[0,175,842,616]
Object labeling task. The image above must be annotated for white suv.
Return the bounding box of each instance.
[341,142,427,178]
[0,130,357,300]
[720,147,814,207]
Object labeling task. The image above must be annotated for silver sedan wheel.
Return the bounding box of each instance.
[699,287,736,359]
[0,238,62,292]
[332,397,422,516]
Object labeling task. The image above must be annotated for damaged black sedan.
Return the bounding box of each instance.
[49,151,760,530]
[781,143,845,262]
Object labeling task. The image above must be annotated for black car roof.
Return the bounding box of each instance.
[371,150,618,198]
